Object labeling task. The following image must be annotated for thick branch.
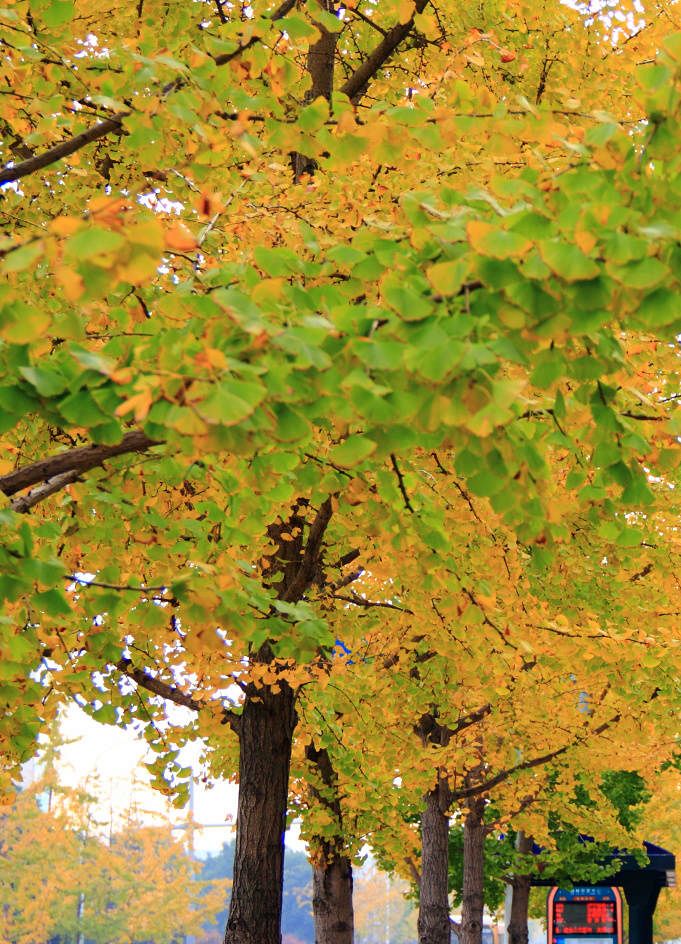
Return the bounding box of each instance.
[280,496,334,602]
[0,115,126,185]
[451,703,492,736]
[0,430,160,499]
[340,0,430,102]
[116,658,202,711]
[11,470,82,513]
[116,657,240,731]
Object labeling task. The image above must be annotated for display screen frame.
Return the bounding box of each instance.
[547,887,623,944]
[553,899,617,935]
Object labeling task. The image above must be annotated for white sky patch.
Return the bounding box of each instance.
[44,705,305,853]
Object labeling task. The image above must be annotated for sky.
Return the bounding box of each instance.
[47,703,306,855]
[53,704,238,855]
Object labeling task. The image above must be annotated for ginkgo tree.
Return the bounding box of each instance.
[283,447,681,944]
[4,0,681,942]
[0,774,226,944]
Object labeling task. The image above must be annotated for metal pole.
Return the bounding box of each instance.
[185,775,196,944]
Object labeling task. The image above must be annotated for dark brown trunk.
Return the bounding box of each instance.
[292,0,338,180]
[307,744,354,944]
[224,684,297,944]
[507,834,533,944]
[460,797,486,944]
[312,851,354,944]
[418,777,452,944]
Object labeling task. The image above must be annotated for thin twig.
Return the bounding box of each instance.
[390,453,414,513]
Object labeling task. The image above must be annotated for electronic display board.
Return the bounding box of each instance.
[548,887,622,944]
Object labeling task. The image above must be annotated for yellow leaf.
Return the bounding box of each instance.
[165,223,197,251]
[49,217,82,237]
[397,0,415,23]
[55,266,85,301]
[114,390,153,421]
[127,220,164,252]
[116,253,160,285]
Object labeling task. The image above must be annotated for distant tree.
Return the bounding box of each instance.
[0,776,225,944]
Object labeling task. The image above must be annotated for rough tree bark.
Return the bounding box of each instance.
[224,683,298,944]
[460,796,486,944]
[292,0,339,181]
[307,743,355,944]
[418,775,453,944]
[507,834,533,944]
[224,499,333,944]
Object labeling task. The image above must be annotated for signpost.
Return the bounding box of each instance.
[531,840,675,944]
[548,887,623,944]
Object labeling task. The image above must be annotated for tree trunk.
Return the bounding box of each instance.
[292,0,338,180]
[307,743,354,944]
[460,797,486,944]
[312,851,354,944]
[224,684,297,944]
[507,834,533,944]
[418,778,452,944]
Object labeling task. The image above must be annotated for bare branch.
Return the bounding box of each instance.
[390,453,414,513]
[11,470,82,513]
[332,590,413,614]
[115,658,241,731]
[116,658,202,711]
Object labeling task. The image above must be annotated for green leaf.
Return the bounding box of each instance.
[272,404,310,442]
[19,366,69,397]
[636,288,681,328]
[40,0,74,26]
[67,227,125,261]
[609,257,668,289]
[329,436,377,468]
[3,241,43,274]
[297,97,329,132]
[279,14,319,38]
[201,380,266,425]
[58,391,109,426]
[468,221,532,260]
[0,301,50,344]
[382,278,433,321]
[253,246,300,276]
[426,257,470,296]
[538,240,600,281]
[34,588,71,616]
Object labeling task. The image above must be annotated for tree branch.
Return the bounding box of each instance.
[390,453,414,513]
[0,0,298,185]
[115,658,241,731]
[340,0,431,102]
[0,115,126,185]
[331,590,413,614]
[116,658,202,711]
[451,703,492,736]
[280,496,334,602]
[212,0,300,65]
[452,711,623,801]
[11,470,82,513]
[0,430,160,499]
